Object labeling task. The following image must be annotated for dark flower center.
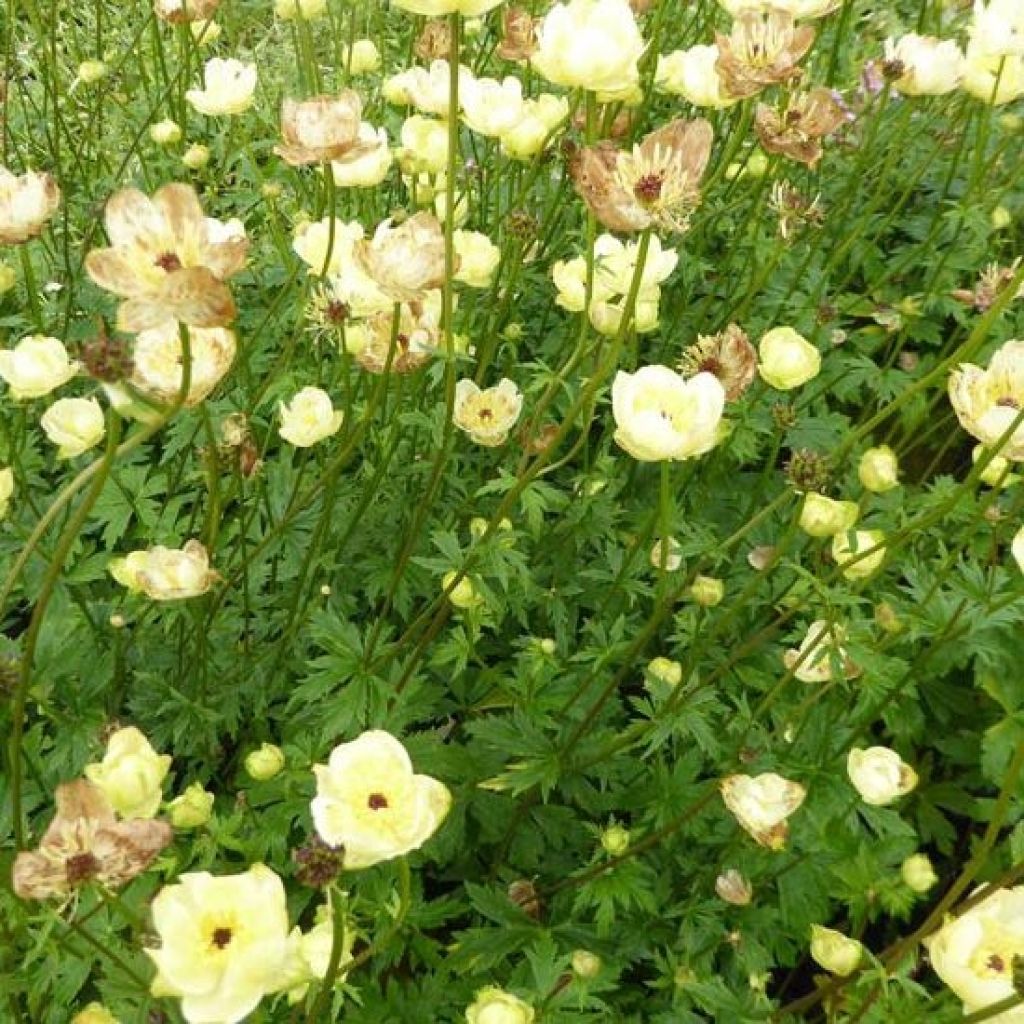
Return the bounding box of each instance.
[212,927,233,949]
[633,174,664,204]
[327,300,349,325]
[155,252,183,273]
[988,954,1005,973]
[997,396,1021,409]
[65,852,100,885]
[367,793,389,810]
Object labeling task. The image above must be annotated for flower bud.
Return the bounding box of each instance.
[149,118,182,144]
[601,823,630,856]
[747,151,769,177]
[245,742,285,781]
[443,571,483,610]
[40,397,105,459]
[275,0,327,19]
[262,182,283,200]
[0,334,80,399]
[168,782,214,829]
[320,584,332,597]
[647,656,682,687]
[279,387,344,448]
[77,60,108,84]
[72,1005,120,1024]
[341,39,381,74]
[539,637,557,655]
[799,492,859,538]
[715,868,753,906]
[690,574,725,606]
[973,445,1019,488]
[571,949,602,979]
[182,143,211,169]
[0,262,15,294]
[858,446,899,492]
[466,988,535,1024]
[847,746,918,805]
[901,853,938,893]
[991,206,1012,230]
[650,536,683,572]
[874,601,903,634]
[758,327,821,390]
[809,925,863,976]
[84,726,171,819]
[831,529,886,579]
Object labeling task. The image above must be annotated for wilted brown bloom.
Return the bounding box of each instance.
[355,299,439,374]
[508,879,542,919]
[153,0,220,22]
[952,259,1024,312]
[293,834,346,887]
[755,88,846,168]
[275,93,364,167]
[13,780,171,900]
[85,183,247,332]
[571,117,713,233]
[80,322,134,383]
[497,7,537,62]
[520,421,560,454]
[679,324,757,401]
[715,10,815,99]
[415,19,454,62]
[0,167,60,244]
[786,448,830,492]
[355,212,448,301]
[628,0,656,12]
[768,181,825,240]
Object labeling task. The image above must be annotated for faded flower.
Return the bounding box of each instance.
[949,340,1024,459]
[351,294,443,374]
[720,772,806,849]
[755,88,847,168]
[453,378,523,446]
[783,619,859,683]
[952,260,1024,313]
[679,323,757,401]
[109,539,218,602]
[0,166,60,244]
[715,9,815,99]
[497,7,537,61]
[275,92,364,166]
[355,212,448,301]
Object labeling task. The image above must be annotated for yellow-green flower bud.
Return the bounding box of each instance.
[182,143,210,170]
[809,925,863,976]
[77,60,108,84]
[149,119,182,145]
[571,950,602,979]
[690,575,724,607]
[245,742,285,781]
[901,853,938,893]
[647,656,682,686]
[601,823,630,856]
[168,782,214,829]
[858,446,899,493]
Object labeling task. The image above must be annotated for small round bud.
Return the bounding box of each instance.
[149,119,182,145]
[245,742,285,781]
[262,182,283,200]
[77,60,108,84]
[650,536,683,572]
[539,637,556,655]
[858,445,899,492]
[647,656,682,687]
[72,1004,120,1024]
[182,143,210,170]
[690,575,724,607]
[874,601,902,634]
[109,613,126,629]
[715,869,752,906]
[991,206,1012,231]
[320,584,332,596]
[443,571,483,610]
[809,925,863,976]
[504,323,524,341]
[746,151,769,177]
[168,782,214,829]
[571,950,602,979]
[901,853,938,893]
[600,823,630,856]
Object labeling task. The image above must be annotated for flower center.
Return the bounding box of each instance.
[327,300,349,325]
[478,407,494,421]
[997,396,1021,409]
[211,927,233,950]
[155,252,183,273]
[633,174,664,205]
[65,852,100,885]
[988,954,1005,973]
[367,792,389,810]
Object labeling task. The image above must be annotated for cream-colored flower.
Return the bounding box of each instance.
[975,445,1021,488]
[311,730,452,869]
[0,467,13,519]
[72,1004,121,1024]
[186,58,256,117]
[148,865,291,1024]
[831,529,886,579]
[715,869,753,905]
[691,575,725,606]
[718,0,839,16]
[962,49,1024,104]
[0,167,60,243]
[168,783,215,829]
[443,570,483,609]
[355,212,447,301]
[0,335,79,399]
[182,144,211,170]
[847,745,918,805]
[571,950,602,978]
[461,76,525,137]
[799,492,859,538]
[154,0,219,22]
[783,619,858,683]
[389,61,475,117]
[758,327,821,389]
[391,0,505,16]
[275,92,363,166]
[809,925,863,976]
[85,183,247,332]
[720,772,806,849]
[399,115,450,175]
[331,124,393,187]
[949,340,1024,459]
[274,905,356,1004]
[41,397,105,459]
[342,39,382,74]
[453,378,523,446]
[150,119,183,145]
[12,778,171,900]
[274,0,327,18]
[655,45,740,108]
[109,539,218,602]
[190,18,220,43]
[293,217,364,278]
[647,656,682,686]
[245,743,285,781]
[926,886,1024,1018]
[902,853,938,893]
[453,230,500,288]
[858,445,899,492]
[531,0,644,98]
[499,94,570,159]
[650,536,683,571]
[84,727,172,820]
[884,34,963,96]
[969,0,1024,59]
[466,987,536,1024]
[611,366,725,462]
[279,386,344,448]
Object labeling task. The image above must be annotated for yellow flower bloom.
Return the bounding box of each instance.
[758,327,821,390]
[466,987,536,1024]
[331,124,393,187]
[0,334,79,400]
[84,727,172,820]
[391,0,505,18]
[453,378,523,446]
[110,539,218,602]
[858,445,899,492]
[884,34,963,96]
[245,743,286,781]
[453,231,500,288]
[279,387,344,448]
[40,397,105,459]
[949,340,1024,460]
[798,492,859,538]
[168,783,215,829]
[444,570,484,609]
[274,0,327,18]
[185,58,257,116]
[656,45,740,109]
[0,466,13,519]
[783,619,859,683]
[342,39,382,74]
[831,529,885,579]
[902,853,938,893]
[72,1004,121,1024]
[311,730,452,869]
[461,76,525,138]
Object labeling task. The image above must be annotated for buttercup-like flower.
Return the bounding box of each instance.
[12,779,171,900]
[718,0,839,16]
[884,34,963,96]
[466,987,536,1024]
[612,366,724,462]
[342,39,382,74]
[399,115,450,174]
[0,167,60,243]
[275,903,356,1004]
[185,58,257,116]
[902,853,938,893]
[784,619,859,683]
[148,865,292,1024]
[656,45,740,109]
[279,387,344,447]
[531,0,644,99]
[41,398,105,459]
[453,230,500,288]
[274,0,327,18]
[168,783,215,829]
[0,335,79,399]
[84,727,172,820]
[847,746,918,805]
[926,886,1024,1018]
[72,1005,121,1024]
[311,730,452,869]
[461,76,525,137]
[453,378,523,446]
[799,492,859,538]
[949,340,1024,460]
[831,529,886,579]
[388,60,475,117]
[391,0,505,17]
[499,94,569,159]
[858,445,899,492]
[150,119,182,145]
[758,326,821,389]
[720,772,806,849]
[962,50,1024,105]
[715,9,815,99]
[355,212,448,301]
[679,324,758,401]
[275,92,363,166]
[809,925,863,976]
[85,183,247,332]
[109,539,218,602]
[331,124,393,187]
[755,88,847,167]
[245,743,286,781]
[0,467,13,519]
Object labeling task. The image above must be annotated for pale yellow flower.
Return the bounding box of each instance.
[461,76,525,138]
[154,0,220,22]
[150,119,182,145]
[949,340,1024,459]
[342,39,382,74]
[718,0,839,16]
[330,124,393,187]
[72,1004,121,1024]
[720,772,806,849]
[691,575,725,606]
[400,115,450,174]
[799,492,859,538]
[466,987,536,1024]
[109,539,218,602]
[647,656,682,686]
[847,746,918,805]
[655,45,740,108]
[245,743,285,781]
[84,727,172,820]
[858,446,899,492]
[884,34,963,96]
[0,166,60,244]
[783,619,859,683]
[453,378,523,445]
[0,467,13,519]
[391,0,505,18]
[168,783,215,829]
[902,853,938,893]
[809,925,863,976]
[499,95,570,159]
[185,58,257,116]
[961,49,1024,105]
[444,570,483,609]
[758,327,821,389]
[831,529,885,579]
[453,230,500,288]
[278,386,344,447]
[311,730,451,869]
[274,0,327,18]
[0,335,79,400]
[41,397,105,458]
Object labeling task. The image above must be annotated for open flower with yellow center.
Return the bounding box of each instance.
[721,772,806,849]
[926,886,1024,1019]
[571,118,714,234]
[12,779,171,900]
[84,727,172,820]
[85,183,247,332]
[612,365,725,462]
[154,0,220,22]
[355,212,448,302]
[311,730,452,869]
[714,8,815,99]
[110,539,218,602]
[185,58,257,116]
[453,378,523,446]
[0,335,79,400]
[949,340,1024,460]
[275,92,364,166]
[278,386,344,447]
[148,864,292,1024]
[783,619,860,683]
[0,166,60,244]
[755,88,847,168]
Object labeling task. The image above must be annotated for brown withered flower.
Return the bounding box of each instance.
[507,879,542,920]
[715,9,815,99]
[571,117,713,233]
[571,105,636,140]
[153,0,220,23]
[679,324,757,401]
[355,298,440,374]
[768,181,825,240]
[354,212,448,301]
[754,88,846,168]
[12,780,171,901]
[497,7,537,62]
[952,259,1024,312]
[415,19,454,62]
[274,92,364,167]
